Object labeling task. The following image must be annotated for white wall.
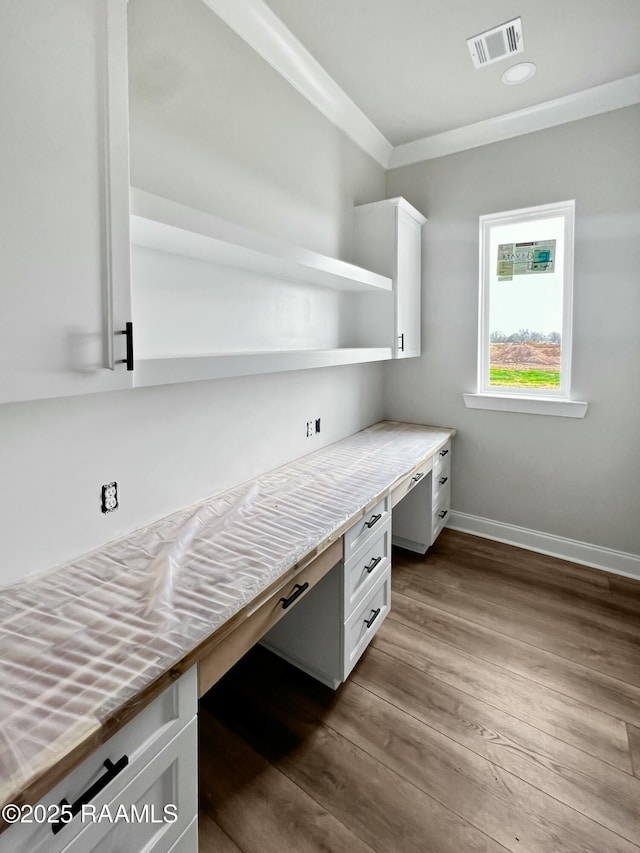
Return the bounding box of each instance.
[127,0,381,258]
[384,105,640,556]
[0,0,386,586]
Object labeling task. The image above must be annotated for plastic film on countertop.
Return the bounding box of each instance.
[0,421,453,806]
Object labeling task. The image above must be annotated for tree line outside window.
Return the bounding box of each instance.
[490,329,561,344]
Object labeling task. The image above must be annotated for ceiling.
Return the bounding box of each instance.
[262,0,640,146]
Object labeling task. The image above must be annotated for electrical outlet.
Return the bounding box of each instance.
[101,481,119,514]
[306,418,321,437]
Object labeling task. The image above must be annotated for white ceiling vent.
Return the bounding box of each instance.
[467,18,524,69]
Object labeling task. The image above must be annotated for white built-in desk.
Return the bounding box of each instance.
[0,421,454,850]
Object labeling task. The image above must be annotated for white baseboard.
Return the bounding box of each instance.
[447,511,640,581]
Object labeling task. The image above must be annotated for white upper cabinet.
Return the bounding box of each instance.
[0,0,133,404]
[0,2,402,402]
[353,198,427,359]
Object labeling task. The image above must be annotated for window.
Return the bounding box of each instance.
[464,200,587,417]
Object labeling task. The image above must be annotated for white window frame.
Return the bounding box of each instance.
[464,200,588,418]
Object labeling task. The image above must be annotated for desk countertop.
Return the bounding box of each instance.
[0,420,454,812]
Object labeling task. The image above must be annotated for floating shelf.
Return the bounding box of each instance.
[134,348,393,388]
[130,189,393,294]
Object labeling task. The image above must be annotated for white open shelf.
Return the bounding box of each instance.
[129,190,395,387]
[135,347,393,387]
[130,189,392,294]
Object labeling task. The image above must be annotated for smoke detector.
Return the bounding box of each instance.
[467,18,524,69]
[502,62,537,85]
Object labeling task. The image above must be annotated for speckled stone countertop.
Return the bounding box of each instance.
[0,421,454,811]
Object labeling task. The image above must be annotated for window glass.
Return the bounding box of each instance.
[488,216,564,390]
[479,202,574,398]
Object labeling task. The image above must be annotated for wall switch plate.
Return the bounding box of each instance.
[101,481,119,514]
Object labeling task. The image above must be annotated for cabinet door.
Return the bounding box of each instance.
[0,0,132,404]
[352,198,425,359]
[395,208,422,359]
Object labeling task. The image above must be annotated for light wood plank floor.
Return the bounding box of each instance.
[199,529,640,853]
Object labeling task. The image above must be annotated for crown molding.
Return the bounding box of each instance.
[390,73,640,168]
[200,0,393,168]
[198,1,640,172]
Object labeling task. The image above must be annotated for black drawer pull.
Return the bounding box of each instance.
[398,332,405,352]
[411,472,424,484]
[439,476,448,485]
[439,449,449,457]
[365,556,382,574]
[52,755,129,835]
[438,510,448,519]
[365,513,382,529]
[279,582,309,610]
[364,608,381,628]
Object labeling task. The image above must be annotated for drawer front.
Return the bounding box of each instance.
[0,668,197,853]
[344,496,390,560]
[343,567,391,679]
[432,466,450,505]
[432,442,451,478]
[390,459,432,508]
[60,719,198,853]
[431,510,449,545]
[343,518,391,619]
[431,491,451,546]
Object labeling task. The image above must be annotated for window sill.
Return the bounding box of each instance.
[463,393,588,418]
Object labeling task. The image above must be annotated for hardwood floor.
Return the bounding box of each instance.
[198,529,640,853]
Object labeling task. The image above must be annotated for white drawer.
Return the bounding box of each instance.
[60,718,198,853]
[432,442,451,478]
[344,495,390,560]
[342,518,391,618]
[432,480,451,515]
[343,567,391,679]
[0,667,197,853]
[431,502,451,546]
[432,468,450,504]
[432,504,450,526]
